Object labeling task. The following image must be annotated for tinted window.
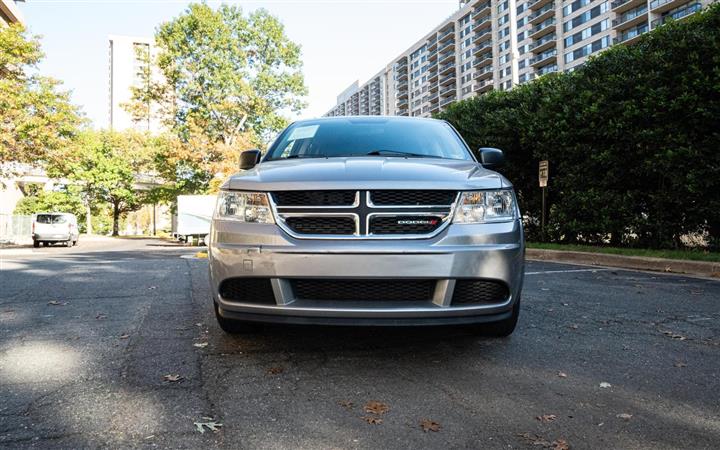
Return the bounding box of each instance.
[36,214,67,224]
[265,119,472,161]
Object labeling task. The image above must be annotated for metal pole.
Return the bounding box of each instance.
[541,186,546,242]
[152,203,157,236]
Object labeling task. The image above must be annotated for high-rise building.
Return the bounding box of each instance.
[108,35,163,133]
[0,0,24,26]
[325,0,712,117]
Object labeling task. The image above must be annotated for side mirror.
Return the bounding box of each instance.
[239,149,262,170]
[478,147,505,169]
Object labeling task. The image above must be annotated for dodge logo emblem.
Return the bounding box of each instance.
[397,219,438,225]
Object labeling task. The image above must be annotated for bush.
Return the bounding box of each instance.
[438,5,720,249]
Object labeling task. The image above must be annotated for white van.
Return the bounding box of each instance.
[32,213,80,248]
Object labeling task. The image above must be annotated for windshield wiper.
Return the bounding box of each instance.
[281,154,327,160]
[365,150,442,158]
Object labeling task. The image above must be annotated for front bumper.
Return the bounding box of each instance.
[209,219,524,325]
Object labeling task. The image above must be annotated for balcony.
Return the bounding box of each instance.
[396,108,409,116]
[474,26,492,43]
[439,62,455,75]
[427,38,438,51]
[396,89,409,99]
[438,40,455,53]
[439,72,456,86]
[439,84,455,96]
[651,2,702,28]
[613,5,648,30]
[529,18,556,40]
[614,22,649,44]
[439,96,456,107]
[474,65,493,80]
[650,0,686,13]
[438,51,454,65]
[475,79,494,94]
[474,39,492,53]
[428,69,439,82]
[528,0,553,11]
[535,63,558,76]
[437,28,454,43]
[473,2,491,18]
[395,80,408,90]
[428,49,438,62]
[530,49,557,67]
[530,33,557,53]
[528,3,555,25]
[611,0,646,13]
[474,52,493,68]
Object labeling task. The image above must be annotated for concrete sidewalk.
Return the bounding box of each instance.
[526,248,720,279]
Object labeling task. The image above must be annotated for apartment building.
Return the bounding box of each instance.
[325,0,712,117]
[108,35,164,133]
[0,0,24,26]
[325,72,387,117]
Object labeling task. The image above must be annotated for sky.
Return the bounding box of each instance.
[19,0,461,129]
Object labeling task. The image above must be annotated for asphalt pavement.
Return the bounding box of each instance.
[1,237,718,449]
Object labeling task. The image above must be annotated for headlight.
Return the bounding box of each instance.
[215,191,274,223]
[453,190,516,224]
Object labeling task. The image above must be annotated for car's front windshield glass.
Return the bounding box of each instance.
[265,118,473,161]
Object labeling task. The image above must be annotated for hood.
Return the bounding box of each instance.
[225,157,509,191]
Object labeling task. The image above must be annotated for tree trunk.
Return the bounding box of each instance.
[85,201,92,235]
[112,202,120,236]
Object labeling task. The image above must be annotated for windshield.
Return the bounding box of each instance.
[36,214,67,224]
[265,118,473,161]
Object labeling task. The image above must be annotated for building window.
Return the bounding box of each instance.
[564,19,609,47]
[564,35,611,63]
[564,2,610,32]
[498,27,510,39]
[563,0,592,17]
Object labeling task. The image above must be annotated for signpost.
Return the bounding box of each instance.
[539,160,549,241]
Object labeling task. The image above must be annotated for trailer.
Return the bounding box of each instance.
[174,195,216,245]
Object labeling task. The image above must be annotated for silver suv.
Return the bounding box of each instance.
[208,117,524,336]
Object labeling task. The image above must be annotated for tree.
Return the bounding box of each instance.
[127,3,307,145]
[49,130,155,236]
[14,188,84,222]
[0,24,83,167]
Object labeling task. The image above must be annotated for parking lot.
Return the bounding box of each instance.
[1,236,719,449]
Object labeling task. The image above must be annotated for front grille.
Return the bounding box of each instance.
[219,278,276,304]
[370,190,457,206]
[284,216,356,235]
[291,279,436,302]
[451,280,509,305]
[272,191,357,206]
[370,215,445,235]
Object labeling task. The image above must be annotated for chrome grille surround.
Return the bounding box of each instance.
[269,190,460,240]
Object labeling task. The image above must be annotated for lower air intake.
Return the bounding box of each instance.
[219,278,276,305]
[451,280,509,305]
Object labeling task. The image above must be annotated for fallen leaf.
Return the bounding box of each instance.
[119,334,130,339]
[552,438,570,450]
[193,342,208,348]
[599,382,612,389]
[96,313,107,320]
[616,413,632,420]
[674,362,687,368]
[47,300,67,306]
[194,421,222,433]
[420,419,441,432]
[361,416,383,425]
[558,372,567,378]
[163,374,184,383]
[662,331,687,340]
[338,400,354,409]
[537,414,557,423]
[148,286,157,290]
[364,400,390,415]
[267,367,284,375]
[569,324,579,330]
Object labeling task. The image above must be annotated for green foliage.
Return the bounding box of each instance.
[48,130,155,236]
[438,5,720,249]
[128,3,307,144]
[13,189,84,220]
[0,24,84,166]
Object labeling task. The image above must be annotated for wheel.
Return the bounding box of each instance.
[72,240,78,246]
[213,302,261,334]
[42,242,48,247]
[474,297,520,337]
[65,239,71,247]
[33,240,39,248]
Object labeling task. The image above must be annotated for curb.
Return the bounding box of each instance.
[526,248,720,279]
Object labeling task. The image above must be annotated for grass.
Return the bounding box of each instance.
[527,242,720,263]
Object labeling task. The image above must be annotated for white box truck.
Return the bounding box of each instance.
[174,195,216,244]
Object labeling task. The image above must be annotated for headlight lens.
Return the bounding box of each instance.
[453,190,516,224]
[215,191,274,223]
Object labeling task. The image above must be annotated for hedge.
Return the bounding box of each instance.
[437,4,720,250]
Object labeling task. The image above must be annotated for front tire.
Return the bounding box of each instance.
[213,302,261,334]
[475,297,520,337]
[33,240,39,248]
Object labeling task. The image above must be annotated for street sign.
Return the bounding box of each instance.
[539,160,549,187]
